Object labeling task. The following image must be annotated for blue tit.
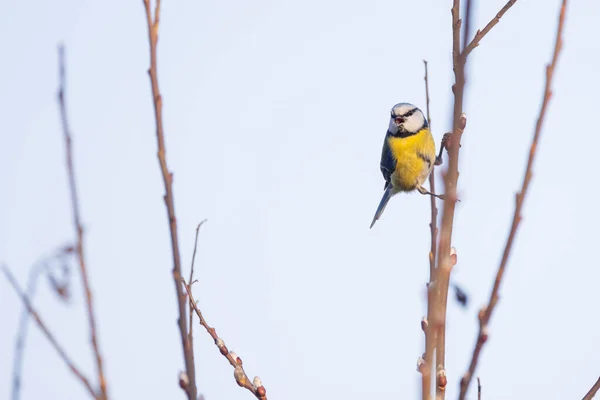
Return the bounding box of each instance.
[369,103,439,229]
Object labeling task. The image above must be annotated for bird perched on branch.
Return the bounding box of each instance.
[370,102,443,229]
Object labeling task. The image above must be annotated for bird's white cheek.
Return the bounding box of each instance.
[404,116,424,132]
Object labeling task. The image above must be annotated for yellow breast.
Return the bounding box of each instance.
[388,128,436,191]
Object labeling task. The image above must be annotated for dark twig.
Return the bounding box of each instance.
[57,45,108,400]
[142,1,197,398]
[477,377,481,400]
[462,0,518,59]
[421,59,437,400]
[2,265,97,399]
[582,376,600,400]
[458,1,568,398]
[12,247,72,400]
[182,279,268,400]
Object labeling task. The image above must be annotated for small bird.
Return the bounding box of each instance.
[370,102,441,229]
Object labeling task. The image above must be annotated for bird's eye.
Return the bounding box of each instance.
[395,117,404,124]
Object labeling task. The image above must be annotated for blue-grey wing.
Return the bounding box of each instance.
[380,135,395,190]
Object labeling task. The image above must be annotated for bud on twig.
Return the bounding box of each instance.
[437,365,447,389]
[234,365,248,387]
[417,357,426,373]
[179,371,189,390]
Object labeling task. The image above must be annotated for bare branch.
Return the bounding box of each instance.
[463,0,518,59]
[582,377,600,400]
[2,264,97,399]
[477,377,481,400]
[423,60,437,283]
[188,220,207,390]
[57,44,108,400]
[141,1,197,398]
[458,1,569,398]
[432,1,469,397]
[421,59,437,400]
[182,279,267,400]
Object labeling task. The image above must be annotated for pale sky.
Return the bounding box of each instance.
[1,0,599,399]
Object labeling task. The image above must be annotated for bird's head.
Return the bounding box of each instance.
[388,103,427,136]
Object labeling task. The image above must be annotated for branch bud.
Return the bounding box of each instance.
[253,376,263,389]
[437,365,447,389]
[417,356,426,373]
[234,365,248,387]
[178,371,189,390]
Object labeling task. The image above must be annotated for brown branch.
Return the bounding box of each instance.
[582,376,600,400]
[187,220,207,392]
[458,1,568,398]
[462,0,518,59]
[432,1,467,398]
[477,377,481,400]
[142,1,197,399]
[182,280,268,400]
[421,59,437,400]
[2,264,97,399]
[57,45,108,400]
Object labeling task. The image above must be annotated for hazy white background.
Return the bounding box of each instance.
[1,0,599,399]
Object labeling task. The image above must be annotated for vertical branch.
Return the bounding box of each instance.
[57,45,108,400]
[432,1,518,397]
[458,1,568,398]
[423,60,438,283]
[141,1,197,398]
[421,59,437,400]
[432,1,467,398]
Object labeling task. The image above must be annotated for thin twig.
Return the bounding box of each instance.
[462,0,473,55]
[12,247,72,400]
[142,1,197,398]
[188,220,207,390]
[424,60,437,283]
[182,279,268,400]
[462,0,518,59]
[422,59,437,400]
[477,377,481,400]
[582,376,600,400]
[2,264,97,399]
[57,45,108,400]
[458,1,568,398]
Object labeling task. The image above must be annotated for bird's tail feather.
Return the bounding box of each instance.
[370,186,393,229]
